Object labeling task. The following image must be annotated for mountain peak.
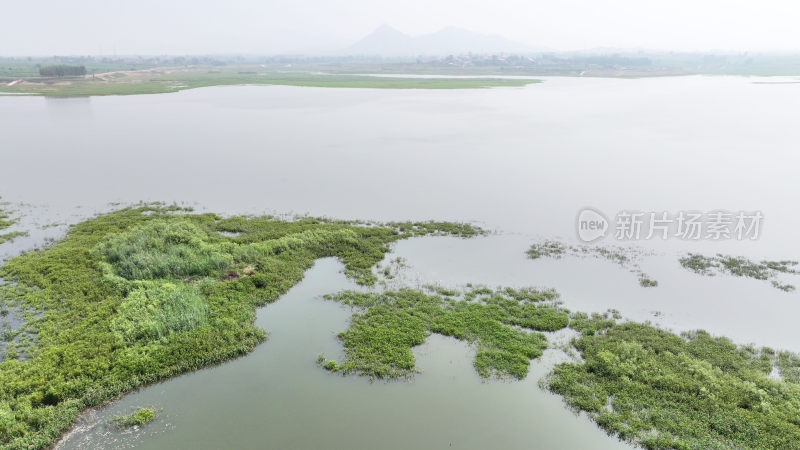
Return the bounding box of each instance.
[373,24,404,35]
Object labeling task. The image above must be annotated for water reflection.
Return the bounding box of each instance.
[44,96,93,120]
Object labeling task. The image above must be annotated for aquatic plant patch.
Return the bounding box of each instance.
[321,286,569,379]
[111,408,156,429]
[679,253,798,291]
[546,319,800,449]
[0,204,27,245]
[527,240,658,288]
[321,283,800,449]
[0,304,39,363]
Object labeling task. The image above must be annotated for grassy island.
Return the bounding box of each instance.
[0,205,481,448]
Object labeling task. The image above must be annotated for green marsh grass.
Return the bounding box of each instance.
[527,240,657,288]
[547,317,800,449]
[0,205,27,245]
[323,286,568,379]
[319,284,800,448]
[680,253,799,291]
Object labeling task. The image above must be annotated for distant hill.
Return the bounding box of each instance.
[346,25,545,56]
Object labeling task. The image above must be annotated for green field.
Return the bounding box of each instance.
[0,67,540,97]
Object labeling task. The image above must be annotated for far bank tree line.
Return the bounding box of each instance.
[39,65,87,77]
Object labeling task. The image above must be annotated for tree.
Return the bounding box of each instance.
[39,65,87,77]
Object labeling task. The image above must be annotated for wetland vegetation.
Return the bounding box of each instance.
[0,205,481,449]
[527,240,658,288]
[321,286,567,379]
[0,204,27,245]
[111,407,156,429]
[1,205,800,449]
[680,253,798,291]
[546,317,800,449]
[318,283,800,449]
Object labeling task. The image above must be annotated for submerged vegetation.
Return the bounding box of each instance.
[0,205,481,448]
[322,286,567,379]
[0,233,26,246]
[0,204,27,245]
[0,210,14,231]
[525,240,566,259]
[680,253,798,291]
[638,273,659,288]
[527,240,658,287]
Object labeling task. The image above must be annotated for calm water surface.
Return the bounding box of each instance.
[1,76,799,448]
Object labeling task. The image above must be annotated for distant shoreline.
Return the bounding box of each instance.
[0,66,541,97]
[2,60,799,97]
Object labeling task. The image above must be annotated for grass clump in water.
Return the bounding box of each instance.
[112,408,156,428]
[527,240,657,288]
[0,203,28,245]
[0,203,17,231]
[0,205,480,449]
[679,253,798,291]
[638,273,658,288]
[323,286,568,379]
[0,232,27,245]
[679,253,717,276]
[526,240,566,259]
[772,281,796,292]
[546,317,800,449]
[386,221,486,238]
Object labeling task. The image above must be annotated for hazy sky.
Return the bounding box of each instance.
[2,0,799,55]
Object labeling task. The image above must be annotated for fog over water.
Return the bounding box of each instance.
[3,0,800,54]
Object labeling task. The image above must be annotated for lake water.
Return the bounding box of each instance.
[1,76,799,448]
